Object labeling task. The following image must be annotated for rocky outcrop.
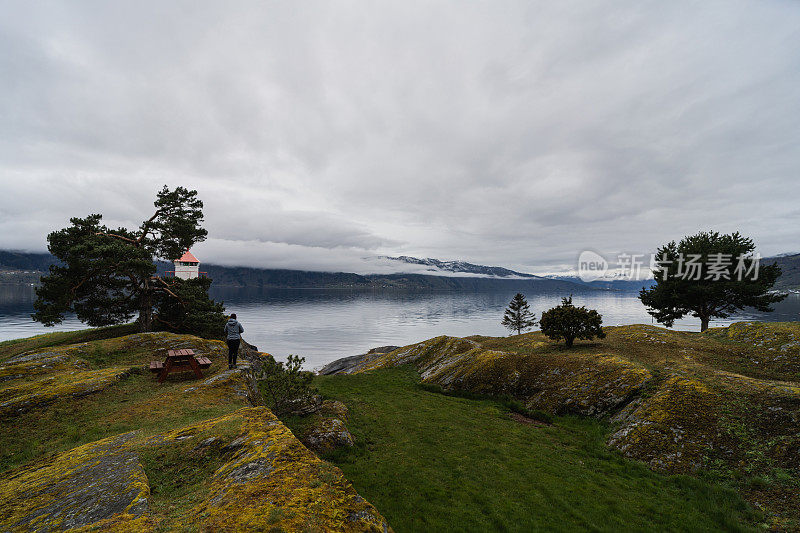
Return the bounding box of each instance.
[156,407,387,532]
[610,372,800,474]
[0,353,90,383]
[720,321,800,379]
[332,329,800,478]
[0,366,130,416]
[0,432,149,531]
[0,407,388,532]
[340,335,652,417]
[319,346,400,375]
[0,331,235,417]
[0,331,391,532]
[302,400,356,455]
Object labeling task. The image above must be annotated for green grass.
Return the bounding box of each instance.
[288,366,759,532]
[470,323,800,383]
[0,326,242,474]
[141,417,245,532]
[0,323,138,361]
[0,370,239,473]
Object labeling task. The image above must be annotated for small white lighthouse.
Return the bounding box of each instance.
[173,250,201,280]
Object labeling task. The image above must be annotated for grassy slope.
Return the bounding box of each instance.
[286,366,758,532]
[470,322,800,383]
[337,323,800,529]
[0,371,237,472]
[0,323,138,361]
[0,330,239,474]
[0,329,392,532]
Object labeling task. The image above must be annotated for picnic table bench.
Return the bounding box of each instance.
[149,348,212,383]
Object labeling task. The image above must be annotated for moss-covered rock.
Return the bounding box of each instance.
[609,376,722,472]
[609,367,800,474]
[0,367,130,416]
[0,353,91,383]
[0,330,391,532]
[0,432,149,531]
[0,406,389,532]
[717,321,800,378]
[341,329,800,480]
[6,331,228,369]
[354,335,653,417]
[302,400,355,455]
[0,331,233,417]
[183,407,383,532]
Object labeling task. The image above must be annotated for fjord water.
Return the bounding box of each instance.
[1,284,799,369]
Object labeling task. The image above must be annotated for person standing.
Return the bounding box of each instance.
[224,313,244,369]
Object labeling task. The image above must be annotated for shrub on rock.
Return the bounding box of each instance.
[258,354,317,415]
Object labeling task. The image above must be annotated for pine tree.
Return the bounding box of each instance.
[152,276,226,337]
[640,231,785,331]
[501,293,537,335]
[32,185,225,334]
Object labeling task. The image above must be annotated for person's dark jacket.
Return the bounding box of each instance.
[224,319,244,340]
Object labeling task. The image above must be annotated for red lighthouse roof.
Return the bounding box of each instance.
[178,250,199,263]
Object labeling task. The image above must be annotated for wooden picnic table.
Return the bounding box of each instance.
[149,349,212,383]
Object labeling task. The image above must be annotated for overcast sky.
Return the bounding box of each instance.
[1,1,798,274]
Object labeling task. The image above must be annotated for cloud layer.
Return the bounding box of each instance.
[1,1,798,273]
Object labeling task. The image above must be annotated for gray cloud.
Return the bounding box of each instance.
[1,1,798,274]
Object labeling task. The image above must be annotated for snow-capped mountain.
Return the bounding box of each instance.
[381,256,541,279]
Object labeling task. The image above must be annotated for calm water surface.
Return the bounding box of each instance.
[2,284,799,370]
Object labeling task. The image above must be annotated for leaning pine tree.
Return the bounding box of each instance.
[501,293,537,335]
[33,185,225,335]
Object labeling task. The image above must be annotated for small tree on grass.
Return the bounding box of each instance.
[259,354,317,415]
[539,296,605,348]
[501,293,537,335]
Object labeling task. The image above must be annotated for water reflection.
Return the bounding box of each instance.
[1,284,799,369]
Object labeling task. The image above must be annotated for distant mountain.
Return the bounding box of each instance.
[382,256,540,279]
[154,261,581,291]
[765,253,800,291]
[547,253,800,293]
[0,251,583,291]
[6,249,795,292]
[0,251,56,272]
[0,251,580,291]
[544,275,656,292]
[364,273,580,291]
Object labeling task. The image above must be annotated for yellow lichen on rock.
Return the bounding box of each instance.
[0,330,391,532]
[355,335,653,416]
[609,375,721,472]
[344,327,799,479]
[70,514,155,532]
[186,407,386,532]
[302,400,355,455]
[0,406,390,532]
[0,366,130,416]
[610,369,800,476]
[0,432,150,532]
[0,353,91,383]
